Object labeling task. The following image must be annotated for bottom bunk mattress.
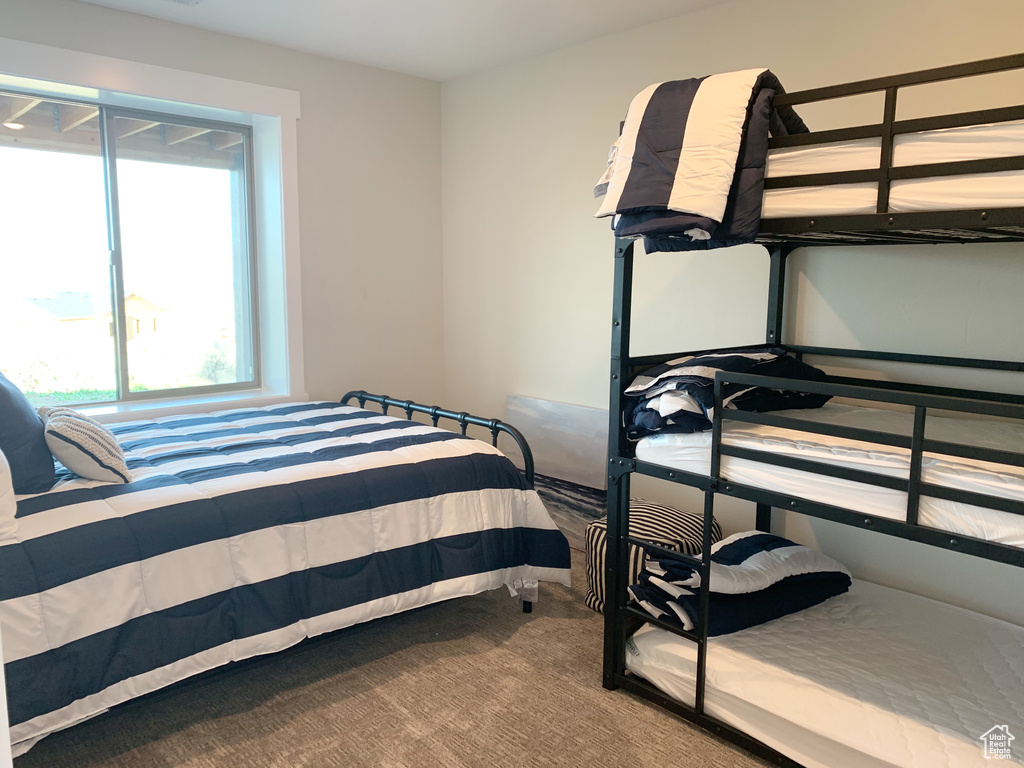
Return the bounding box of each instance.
[635,403,1024,547]
[2,401,572,754]
[626,580,1024,768]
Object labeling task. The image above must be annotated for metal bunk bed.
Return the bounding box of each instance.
[602,53,1024,767]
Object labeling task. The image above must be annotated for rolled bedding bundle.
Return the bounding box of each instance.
[629,531,851,636]
[624,347,831,439]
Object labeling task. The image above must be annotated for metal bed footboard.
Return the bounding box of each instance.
[341,390,535,485]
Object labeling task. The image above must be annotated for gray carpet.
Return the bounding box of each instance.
[15,552,769,768]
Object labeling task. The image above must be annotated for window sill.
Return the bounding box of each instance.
[80,388,311,425]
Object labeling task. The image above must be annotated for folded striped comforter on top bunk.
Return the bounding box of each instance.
[2,401,571,754]
[594,68,807,252]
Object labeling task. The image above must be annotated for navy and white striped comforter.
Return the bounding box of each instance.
[1,402,571,754]
[593,69,807,252]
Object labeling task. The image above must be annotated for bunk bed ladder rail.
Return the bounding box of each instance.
[604,237,635,691]
[603,240,798,765]
[603,238,706,689]
[340,390,536,485]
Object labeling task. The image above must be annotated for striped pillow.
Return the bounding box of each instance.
[584,499,721,613]
[39,407,131,484]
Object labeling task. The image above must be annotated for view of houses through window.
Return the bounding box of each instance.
[0,91,256,407]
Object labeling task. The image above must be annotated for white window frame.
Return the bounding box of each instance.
[0,37,305,421]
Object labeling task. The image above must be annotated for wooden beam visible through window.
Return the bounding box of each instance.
[57,103,100,132]
[0,95,42,124]
[210,131,243,151]
[117,119,160,139]
[164,125,211,146]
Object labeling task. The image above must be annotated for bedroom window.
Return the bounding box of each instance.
[0,92,257,407]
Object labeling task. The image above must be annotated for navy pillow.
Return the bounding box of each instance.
[0,372,55,494]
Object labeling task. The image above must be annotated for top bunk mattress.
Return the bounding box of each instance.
[634,403,1024,548]
[626,579,1024,768]
[762,119,1024,218]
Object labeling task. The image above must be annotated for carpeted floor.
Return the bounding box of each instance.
[14,552,770,768]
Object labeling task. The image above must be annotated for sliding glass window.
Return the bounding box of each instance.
[0,92,257,407]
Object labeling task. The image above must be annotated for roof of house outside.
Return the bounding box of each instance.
[24,292,101,320]
[25,292,165,320]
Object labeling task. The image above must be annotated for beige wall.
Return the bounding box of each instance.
[441,0,1024,623]
[0,0,444,405]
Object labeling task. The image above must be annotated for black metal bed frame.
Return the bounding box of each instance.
[341,390,540,613]
[603,54,1024,767]
[341,390,535,485]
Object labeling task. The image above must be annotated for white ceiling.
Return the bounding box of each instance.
[76,0,730,81]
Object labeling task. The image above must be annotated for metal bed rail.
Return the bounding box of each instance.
[786,343,1024,376]
[758,52,1024,245]
[707,370,1024,567]
[625,343,1024,405]
[340,390,536,485]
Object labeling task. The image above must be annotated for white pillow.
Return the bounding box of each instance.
[0,449,20,539]
[39,407,131,484]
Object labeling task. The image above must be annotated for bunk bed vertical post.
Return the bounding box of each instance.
[755,504,772,533]
[609,238,635,449]
[761,244,793,532]
[906,406,928,527]
[766,245,792,346]
[604,237,635,690]
[696,374,727,713]
[694,488,717,713]
[876,87,899,214]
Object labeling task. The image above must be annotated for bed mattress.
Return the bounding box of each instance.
[762,119,1024,217]
[3,402,571,754]
[634,403,1024,547]
[626,579,1024,768]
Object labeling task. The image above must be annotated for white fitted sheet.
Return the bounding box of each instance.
[634,403,1024,547]
[762,120,1024,217]
[626,579,1024,768]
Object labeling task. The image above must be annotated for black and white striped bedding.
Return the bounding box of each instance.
[584,500,722,613]
[625,348,831,438]
[630,531,851,636]
[2,401,572,754]
[593,69,807,252]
